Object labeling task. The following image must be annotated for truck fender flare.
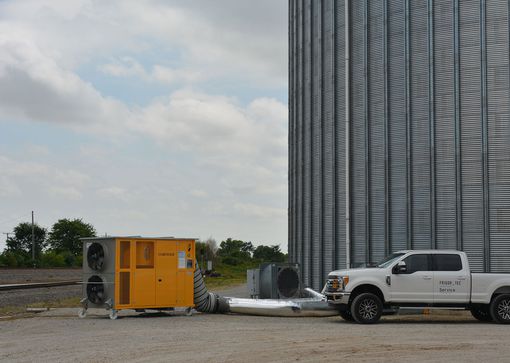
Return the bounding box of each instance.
[348,283,387,304]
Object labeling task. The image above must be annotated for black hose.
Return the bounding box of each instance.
[193,263,230,313]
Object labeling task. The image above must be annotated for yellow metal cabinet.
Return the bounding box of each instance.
[155,242,177,306]
[114,237,195,311]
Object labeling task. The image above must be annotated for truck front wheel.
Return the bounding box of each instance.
[470,305,492,322]
[490,294,510,324]
[351,293,383,324]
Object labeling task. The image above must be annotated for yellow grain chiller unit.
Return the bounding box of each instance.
[79,237,196,319]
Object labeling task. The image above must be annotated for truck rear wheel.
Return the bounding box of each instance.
[490,294,510,324]
[470,305,492,322]
[339,309,354,322]
[351,293,383,324]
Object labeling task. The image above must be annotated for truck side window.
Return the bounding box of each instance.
[433,254,462,271]
[401,254,431,274]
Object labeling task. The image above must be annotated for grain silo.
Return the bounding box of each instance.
[288,0,510,290]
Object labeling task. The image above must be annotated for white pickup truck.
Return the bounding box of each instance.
[323,250,510,324]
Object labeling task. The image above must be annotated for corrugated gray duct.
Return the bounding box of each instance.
[193,265,229,313]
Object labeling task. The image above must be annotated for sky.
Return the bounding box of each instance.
[0,0,289,252]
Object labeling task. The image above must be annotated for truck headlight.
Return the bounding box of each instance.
[324,276,349,292]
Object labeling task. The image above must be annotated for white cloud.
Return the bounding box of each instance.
[234,203,285,219]
[49,186,83,201]
[0,0,289,251]
[99,57,203,85]
[190,189,208,198]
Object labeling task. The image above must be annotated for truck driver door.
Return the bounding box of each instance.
[390,254,434,303]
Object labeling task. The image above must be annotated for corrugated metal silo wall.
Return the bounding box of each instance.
[289,0,510,291]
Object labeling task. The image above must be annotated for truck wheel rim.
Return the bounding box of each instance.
[497,299,510,320]
[359,299,378,320]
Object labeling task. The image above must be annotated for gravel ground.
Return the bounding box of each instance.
[0,310,508,363]
[2,270,508,362]
[0,269,82,308]
[0,269,81,284]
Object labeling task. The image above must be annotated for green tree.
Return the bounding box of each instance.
[217,238,254,265]
[253,245,285,263]
[47,218,96,256]
[197,238,220,270]
[6,222,47,258]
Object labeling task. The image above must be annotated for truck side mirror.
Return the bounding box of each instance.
[393,261,407,274]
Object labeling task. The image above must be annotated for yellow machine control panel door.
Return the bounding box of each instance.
[133,241,156,306]
[176,240,194,307]
[155,242,177,306]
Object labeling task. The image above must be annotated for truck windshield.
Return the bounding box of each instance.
[377,253,405,268]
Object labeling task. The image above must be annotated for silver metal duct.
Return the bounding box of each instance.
[226,288,339,317]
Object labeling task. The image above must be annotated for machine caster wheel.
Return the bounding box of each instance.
[109,309,118,320]
[78,308,87,319]
[185,308,193,316]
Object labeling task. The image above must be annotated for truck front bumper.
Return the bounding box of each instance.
[324,292,350,305]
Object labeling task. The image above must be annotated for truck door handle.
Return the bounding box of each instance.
[457,276,466,280]
[423,276,432,280]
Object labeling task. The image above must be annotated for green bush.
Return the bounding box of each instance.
[0,251,31,267]
[41,251,66,268]
[75,255,83,267]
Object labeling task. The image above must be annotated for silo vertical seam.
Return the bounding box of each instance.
[293,0,298,263]
[300,0,305,279]
[287,0,295,262]
[383,0,390,256]
[288,0,293,262]
[319,0,325,288]
[345,0,352,268]
[309,0,314,285]
[332,0,338,271]
[480,0,491,272]
[405,0,413,249]
[453,0,463,251]
[364,0,371,262]
[428,0,437,249]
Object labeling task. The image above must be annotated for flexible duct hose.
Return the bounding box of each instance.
[193,263,230,313]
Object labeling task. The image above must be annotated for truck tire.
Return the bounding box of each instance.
[339,309,355,322]
[470,305,492,322]
[490,294,510,324]
[350,293,383,324]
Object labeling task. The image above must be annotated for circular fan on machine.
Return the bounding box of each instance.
[87,243,105,271]
[86,275,105,305]
[277,267,300,298]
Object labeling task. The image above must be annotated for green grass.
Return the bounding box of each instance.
[203,261,258,290]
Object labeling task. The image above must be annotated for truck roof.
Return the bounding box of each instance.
[395,249,463,254]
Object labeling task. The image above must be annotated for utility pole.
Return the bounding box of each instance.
[31,211,35,267]
[2,232,12,239]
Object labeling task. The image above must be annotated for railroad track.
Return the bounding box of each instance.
[0,281,81,291]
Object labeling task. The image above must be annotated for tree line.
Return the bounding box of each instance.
[196,237,287,270]
[0,220,287,268]
[0,219,96,268]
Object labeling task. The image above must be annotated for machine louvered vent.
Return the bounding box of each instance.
[86,275,106,304]
[87,243,105,271]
